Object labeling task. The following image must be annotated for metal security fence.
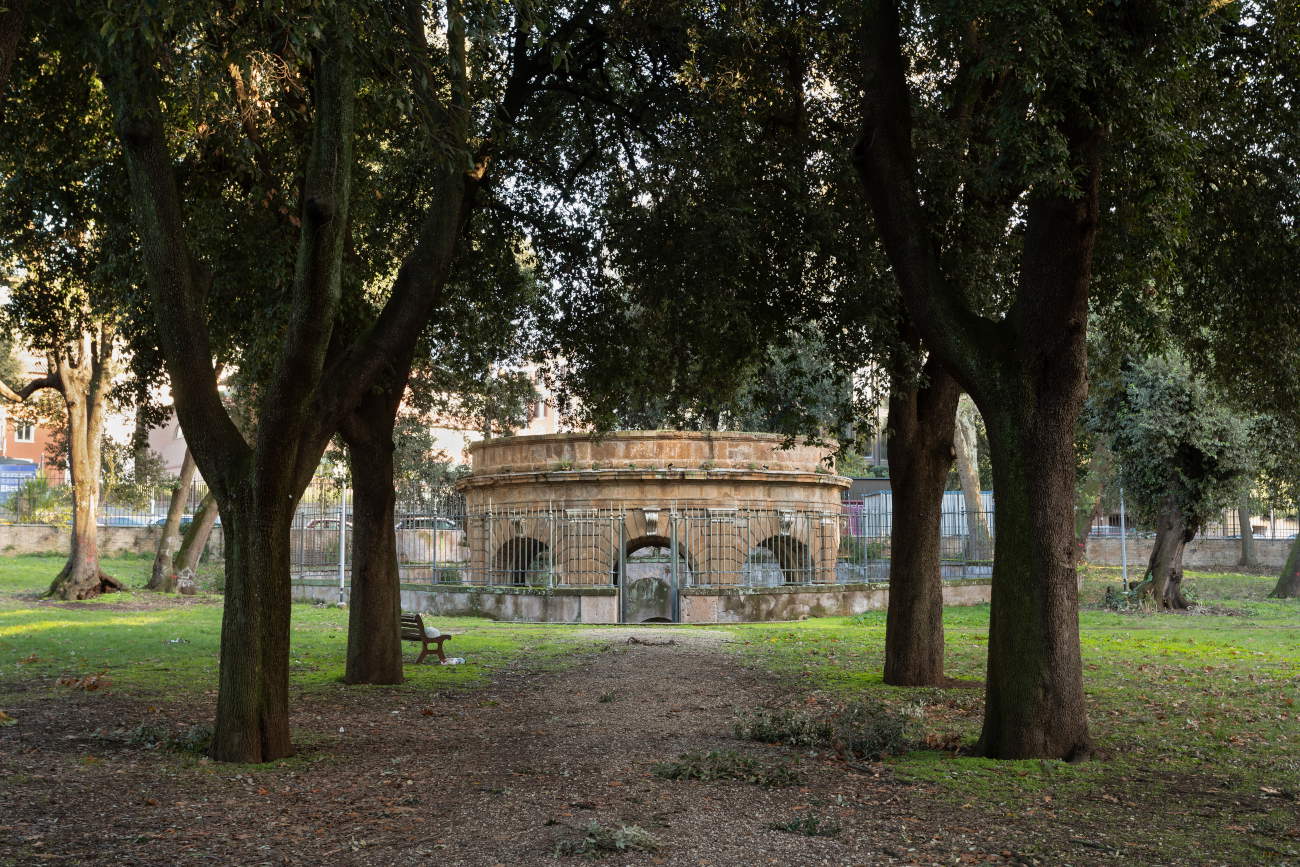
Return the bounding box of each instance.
[288,478,467,579]
[840,494,995,582]
[0,469,211,528]
[1086,506,1299,541]
[289,492,999,588]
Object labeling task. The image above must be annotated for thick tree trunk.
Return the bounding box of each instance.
[210,480,295,763]
[174,491,219,576]
[340,386,406,685]
[884,356,959,686]
[1271,530,1300,598]
[46,336,123,600]
[1141,495,1192,609]
[1237,500,1256,567]
[854,0,1100,759]
[953,399,991,562]
[149,447,197,592]
[979,396,1091,760]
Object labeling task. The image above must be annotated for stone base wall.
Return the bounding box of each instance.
[0,524,225,558]
[291,577,618,623]
[681,579,990,623]
[1085,536,1292,570]
[291,575,992,624]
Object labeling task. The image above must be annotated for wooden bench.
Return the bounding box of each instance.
[400,612,453,664]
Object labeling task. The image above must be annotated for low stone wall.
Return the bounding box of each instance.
[0,524,224,559]
[682,579,990,624]
[291,574,992,624]
[1085,536,1292,570]
[291,576,618,623]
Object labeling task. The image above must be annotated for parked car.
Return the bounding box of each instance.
[99,515,154,528]
[396,516,460,531]
[306,517,353,530]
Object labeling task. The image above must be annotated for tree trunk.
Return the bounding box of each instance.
[149,447,197,592]
[1270,529,1300,598]
[46,334,123,600]
[978,394,1091,760]
[174,491,219,576]
[1237,500,1256,567]
[210,481,295,763]
[884,355,959,686]
[340,385,406,685]
[953,398,991,562]
[1140,494,1192,609]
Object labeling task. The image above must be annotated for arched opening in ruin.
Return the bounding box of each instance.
[751,534,813,585]
[493,536,550,586]
[618,534,692,623]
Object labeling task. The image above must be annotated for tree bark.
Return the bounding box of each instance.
[174,491,219,576]
[209,481,294,763]
[1237,500,1256,567]
[854,2,1096,759]
[1270,527,1300,598]
[45,331,123,600]
[149,447,197,592]
[953,398,991,562]
[1141,494,1192,609]
[340,385,407,685]
[884,355,959,686]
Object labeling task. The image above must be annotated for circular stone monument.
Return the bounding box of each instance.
[434,431,858,624]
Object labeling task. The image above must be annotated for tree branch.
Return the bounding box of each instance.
[0,373,58,403]
[310,0,557,460]
[98,35,251,488]
[852,0,1004,399]
[257,10,356,474]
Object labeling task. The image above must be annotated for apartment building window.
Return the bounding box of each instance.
[14,421,34,443]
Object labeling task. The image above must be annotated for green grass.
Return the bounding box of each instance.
[2,553,1297,858]
[0,554,590,700]
[726,564,1300,854]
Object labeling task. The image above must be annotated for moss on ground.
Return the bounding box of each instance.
[726,564,1300,861]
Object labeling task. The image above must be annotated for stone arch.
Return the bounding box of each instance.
[614,534,696,585]
[619,533,691,623]
[753,534,813,584]
[493,536,549,586]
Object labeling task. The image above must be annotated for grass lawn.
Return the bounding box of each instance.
[724,563,1300,857]
[0,554,590,701]
[1,553,1297,862]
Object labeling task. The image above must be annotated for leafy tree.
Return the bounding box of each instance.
[0,31,135,597]
[1092,355,1253,608]
[58,0,635,758]
[848,0,1287,756]
[527,0,966,689]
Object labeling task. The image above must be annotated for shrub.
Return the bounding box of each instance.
[4,475,70,525]
[553,822,660,856]
[838,536,886,565]
[734,699,912,762]
[651,749,801,787]
[126,722,214,755]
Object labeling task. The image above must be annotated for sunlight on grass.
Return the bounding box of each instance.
[0,612,171,638]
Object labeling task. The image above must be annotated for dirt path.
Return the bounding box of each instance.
[3,631,1137,865]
